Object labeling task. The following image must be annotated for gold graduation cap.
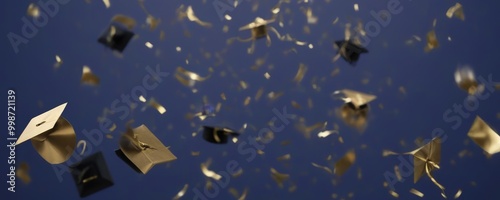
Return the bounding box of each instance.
[334,89,376,131]
[98,15,136,53]
[117,124,177,174]
[334,40,368,66]
[202,126,240,144]
[70,151,113,198]
[231,16,282,54]
[454,66,484,95]
[384,138,445,195]
[16,102,76,164]
[467,116,500,155]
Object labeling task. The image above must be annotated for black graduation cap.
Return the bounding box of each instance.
[98,23,134,52]
[114,149,142,173]
[202,126,240,144]
[335,40,368,65]
[69,152,113,198]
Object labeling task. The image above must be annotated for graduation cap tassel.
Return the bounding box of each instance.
[425,164,446,197]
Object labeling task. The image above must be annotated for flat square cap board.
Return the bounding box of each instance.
[16,102,76,164]
[467,116,500,155]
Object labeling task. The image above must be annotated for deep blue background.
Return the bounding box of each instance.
[1,0,500,199]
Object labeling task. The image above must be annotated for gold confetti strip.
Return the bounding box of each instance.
[109,123,116,132]
[318,130,338,138]
[255,88,264,101]
[231,168,243,178]
[191,151,200,156]
[446,3,465,21]
[424,30,439,52]
[243,96,251,106]
[270,168,290,188]
[228,188,239,199]
[357,168,362,180]
[147,98,166,114]
[267,91,284,101]
[81,66,100,86]
[354,4,359,11]
[240,81,248,89]
[454,189,462,199]
[111,14,137,30]
[277,154,291,161]
[201,159,222,180]
[16,162,31,184]
[410,188,424,197]
[77,140,87,155]
[172,184,189,200]
[138,0,161,30]
[106,134,113,139]
[291,101,301,109]
[311,163,332,174]
[239,188,248,200]
[394,165,402,181]
[334,150,356,176]
[177,5,212,27]
[27,3,40,18]
[102,0,110,8]
[304,7,318,24]
[293,63,307,83]
[54,55,63,68]
[389,190,399,198]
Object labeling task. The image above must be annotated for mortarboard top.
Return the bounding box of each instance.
[202,126,240,144]
[334,40,368,65]
[16,102,76,164]
[239,17,276,39]
[384,137,445,195]
[335,89,377,109]
[117,124,177,174]
[467,116,500,155]
[70,151,113,198]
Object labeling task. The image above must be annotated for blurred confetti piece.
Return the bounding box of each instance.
[354,4,359,11]
[424,30,439,52]
[305,8,318,24]
[446,3,464,21]
[147,98,166,114]
[389,190,399,198]
[145,42,153,48]
[454,189,462,199]
[138,0,161,30]
[454,66,484,95]
[311,163,333,174]
[270,168,290,188]
[410,188,424,197]
[277,154,291,161]
[54,55,63,68]
[231,168,243,178]
[318,130,338,138]
[27,3,40,18]
[334,150,356,176]
[102,0,110,8]
[293,63,308,83]
[201,159,222,180]
[81,66,100,86]
[239,188,248,200]
[111,14,137,30]
[178,5,212,27]
[16,162,31,184]
[172,184,188,200]
[77,140,87,155]
[394,165,402,181]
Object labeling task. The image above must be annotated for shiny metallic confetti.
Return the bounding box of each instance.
[81,66,100,86]
[201,159,222,180]
[446,3,465,21]
[177,5,212,27]
[172,184,188,200]
[16,162,31,184]
[54,55,63,68]
[270,168,290,188]
[293,63,307,83]
[454,189,462,199]
[77,140,87,155]
[454,65,484,95]
[27,3,40,18]
[424,30,439,52]
[311,162,333,174]
[102,0,110,8]
[334,150,356,176]
[410,188,424,197]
